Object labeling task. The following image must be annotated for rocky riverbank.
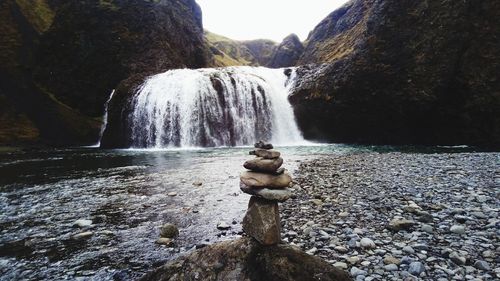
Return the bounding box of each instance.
[281,152,499,280]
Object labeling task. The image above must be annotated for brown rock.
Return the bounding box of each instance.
[250,149,281,159]
[242,196,281,245]
[240,171,292,189]
[387,218,416,231]
[243,157,283,173]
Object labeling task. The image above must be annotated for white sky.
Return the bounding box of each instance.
[196,0,349,42]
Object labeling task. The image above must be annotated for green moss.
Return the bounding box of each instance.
[14,0,55,33]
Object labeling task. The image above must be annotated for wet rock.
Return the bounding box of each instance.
[160,224,179,238]
[139,237,351,281]
[254,141,273,150]
[243,157,283,173]
[242,197,281,245]
[73,219,93,228]
[72,231,94,240]
[250,149,281,159]
[240,171,292,188]
[387,218,415,231]
[240,183,292,202]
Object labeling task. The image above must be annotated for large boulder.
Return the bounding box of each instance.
[291,0,500,148]
[139,237,352,281]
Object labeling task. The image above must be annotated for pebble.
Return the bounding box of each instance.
[216,221,231,230]
[333,262,348,269]
[168,192,177,196]
[360,238,376,249]
[450,225,465,234]
[408,262,425,276]
[350,266,367,277]
[384,264,399,271]
[156,238,173,246]
[280,153,499,281]
[449,252,466,265]
[474,260,490,271]
[73,219,92,228]
[72,231,93,240]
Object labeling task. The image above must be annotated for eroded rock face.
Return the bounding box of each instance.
[139,237,352,281]
[242,196,281,245]
[0,0,210,146]
[291,0,500,148]
[240,171,292,188]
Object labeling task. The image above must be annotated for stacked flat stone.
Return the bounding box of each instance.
[240,141,292,245]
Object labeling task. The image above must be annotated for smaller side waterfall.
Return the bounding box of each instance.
[128,66,305,148]
[96,90,115,147]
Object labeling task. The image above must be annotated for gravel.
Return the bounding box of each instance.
[281,152,499,280]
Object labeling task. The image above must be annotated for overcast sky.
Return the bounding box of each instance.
[196,0,348,42]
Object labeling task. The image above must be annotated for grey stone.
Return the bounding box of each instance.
[450,225,465,234]
[449,252,466,265]
[408,262,425,276]
[360,238,376,249]
[240,183,292,202]
[384,264,398,271]
[72,231,94,240]
[242,196,281,245]
[474,260,490,271]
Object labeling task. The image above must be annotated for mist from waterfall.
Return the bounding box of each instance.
[129,66,305,148]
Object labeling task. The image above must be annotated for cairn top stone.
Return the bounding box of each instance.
[250,149,280,159]
[240,171,292,189]
[254,141,273,150]
[243,157,283,173]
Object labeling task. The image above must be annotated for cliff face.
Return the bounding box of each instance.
[0,0,210,145]
[291,0,500,147]
[268,34,304,68]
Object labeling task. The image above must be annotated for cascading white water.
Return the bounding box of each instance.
[95,89,115,147]
[129,66,305,148]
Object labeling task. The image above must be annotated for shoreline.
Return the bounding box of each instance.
[281,152,499,280]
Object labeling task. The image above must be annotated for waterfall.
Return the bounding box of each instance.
[96,89,115,147]
[129,66,305,148]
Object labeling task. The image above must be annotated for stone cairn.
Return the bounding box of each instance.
[240,141,292,245]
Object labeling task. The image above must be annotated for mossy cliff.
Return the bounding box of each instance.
[0,0,210,146]
[291,0,500,148]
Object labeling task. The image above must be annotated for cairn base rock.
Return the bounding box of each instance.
[242,196,281,245]
[139,237,352,281]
